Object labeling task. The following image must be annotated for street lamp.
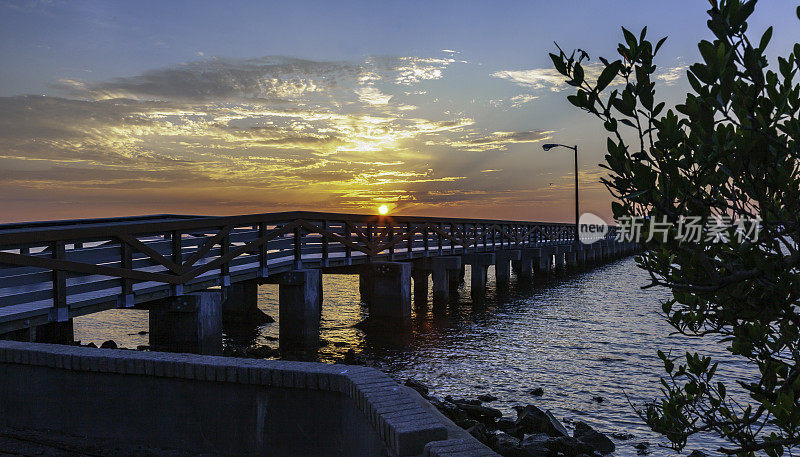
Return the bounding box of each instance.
[542,143,579,246]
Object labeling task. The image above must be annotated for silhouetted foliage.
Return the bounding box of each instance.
[552,1,800,454]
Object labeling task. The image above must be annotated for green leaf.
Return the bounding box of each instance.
[759,26,773,51]
[568,63,585,86]
[550,52,568,76]
[596,60,622,92]
[622,27,637,49]
[654,36,668,55]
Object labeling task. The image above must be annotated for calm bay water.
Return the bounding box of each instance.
[74,258,754,456]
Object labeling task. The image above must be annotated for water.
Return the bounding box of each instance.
[74,258,756,456]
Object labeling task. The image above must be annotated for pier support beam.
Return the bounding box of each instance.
[359,274,373,305]
[366,262,411,319]
[1,320,76,345]
[554,246,568,271]
[462,253,495,301]
[149,291,223,355]
[278,269,321,351]
[574,248,587,268]
[602,244,611,262]
[431,256,461,305]
[34,320,75,345]
[495,250,521,284]
[412,267,430,308]
[586,245,599,264]
[222,280,272,324]
[535,247,554,275]
[517,249,536,280]
[566,250,578,269]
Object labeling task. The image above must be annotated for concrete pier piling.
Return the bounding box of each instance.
[535,247,553,275]
[554,246,568,271]
[149,291,223,355]
[412,267,430,308]
[366,262,411,319]
[34,320,75,345]
[494,249,521,284]
[359,273,373,305]
[462,253,495,301]
[278,269,321,351]
[222,280,272,323]
[517,249,537,280]
[431,256,461,305]
[576,248,587,267]
[566,250,578,269]
[2,320,76,345]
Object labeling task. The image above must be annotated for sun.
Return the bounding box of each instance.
[378,204,389,215]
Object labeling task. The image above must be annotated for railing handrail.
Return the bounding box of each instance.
[0,211,584,246]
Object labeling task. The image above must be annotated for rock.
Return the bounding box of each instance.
[478,393,498,402]
[138,330,148,335]
[446,395,482,405]
[99,340,117,349]
[86,342,97,348]
[687,451,708,457]
[634,442,649,450]
[545,436,594,455]
[136,345,150,351]
[515,405,569,437]
[248,345,277,358]
[427,395,444,407]
[496,417,516,431]
[342,349,364,365]
[457,403,504,422]
[610,432,634,440]
[249,309,274,324]
[404,378,430,397]
[592,396,604,403]
[518,433,550,457]
[529,387,544,396]
[437,401,469,424]
[492,432,524,457]
[457,418,478,430]
[467,423,491,445]
[573,421,614,454]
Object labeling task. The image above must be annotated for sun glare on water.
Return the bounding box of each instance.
[378,205,389,215]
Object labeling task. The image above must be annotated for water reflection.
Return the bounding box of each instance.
[74,259,753,456]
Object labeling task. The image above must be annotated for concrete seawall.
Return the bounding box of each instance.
[0,341,497,456]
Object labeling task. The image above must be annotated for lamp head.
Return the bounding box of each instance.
[542,143,559,151]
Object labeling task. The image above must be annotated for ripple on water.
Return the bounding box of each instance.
[74,258,756,456]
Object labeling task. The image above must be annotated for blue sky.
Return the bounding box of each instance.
[0,0,797,222]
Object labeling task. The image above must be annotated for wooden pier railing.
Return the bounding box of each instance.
[0,211,616,333]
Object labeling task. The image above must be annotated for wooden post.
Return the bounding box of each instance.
[50,241,67,320]
[220,228,230,286]
[293,226,302,269]
[120,240,133,308]
[170,231,183,296]
[258,223,269,277]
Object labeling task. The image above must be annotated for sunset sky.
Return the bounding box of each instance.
[1,0,797,223]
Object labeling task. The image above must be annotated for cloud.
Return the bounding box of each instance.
[0,52,577,221]
[446,130,553,151]
[392,57,457,85]
[494,62,689,91]
[58,56,356,102]
[492,68,569,91]
[655,63,689,85]
[354,86,392,105]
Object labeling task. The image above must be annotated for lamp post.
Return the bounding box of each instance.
[542,143,579,246]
